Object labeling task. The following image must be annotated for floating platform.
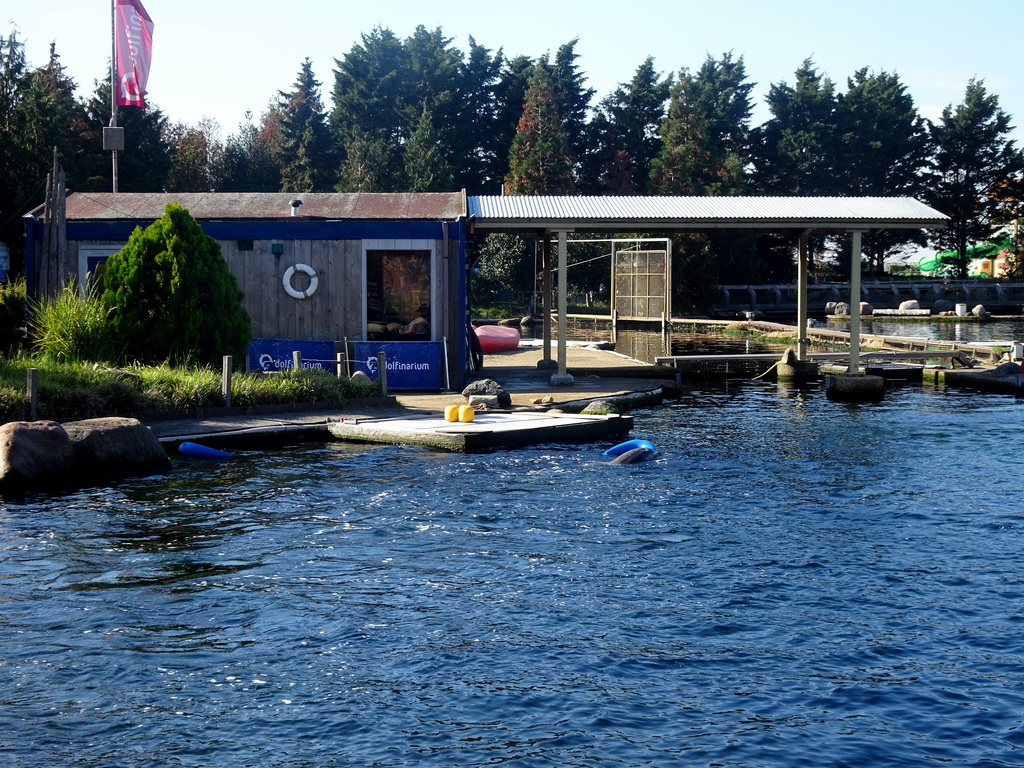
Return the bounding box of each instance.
[326,410,633,453]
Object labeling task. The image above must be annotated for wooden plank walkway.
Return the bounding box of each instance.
[327,411,633,453]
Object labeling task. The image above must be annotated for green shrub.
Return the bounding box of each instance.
[102,203,252,367]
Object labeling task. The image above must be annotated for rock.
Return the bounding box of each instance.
[530,396,554,405]
[972,304,989,318]
[467,394,500,408]
[899,299,921,311]
[860,302,874,315]
[933,299,954,313]
[462,378,512,408]
[581,399,621,415]
[62,417,170,476]
[518,316,535,327]
[825,301,837,314]
[497,317,520,327]
[831,302,850,316]
[0,420,76,490]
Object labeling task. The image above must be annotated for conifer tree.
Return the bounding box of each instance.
[751,59,838,195]
[277,59,332,192]
[331,27,408,191]
[404,102,454,192]
[83,77,173,192]
[590,57,671,193]
[101,204,251,366]
[650,52,752,195]
[927,79,1024,277]
[504,66,574,195]
[837,69,932,275]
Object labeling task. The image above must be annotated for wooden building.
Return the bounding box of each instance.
[24,192,468,389]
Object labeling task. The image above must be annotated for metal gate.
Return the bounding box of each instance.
[611,240,671,322]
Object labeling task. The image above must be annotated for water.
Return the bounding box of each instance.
[3,380,1024,767]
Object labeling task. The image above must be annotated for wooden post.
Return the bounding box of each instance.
[27,368,38,420]
[221,356,232,408]
[376,351,388,395]
[336,352,344,378]
[292,351,302,371]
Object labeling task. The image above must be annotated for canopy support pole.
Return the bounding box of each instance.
[797,230,810,360]
[849,230,864,371]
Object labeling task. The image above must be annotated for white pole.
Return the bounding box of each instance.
[797,231,809,360]
[849,231,863,372]
[550,231,574,386]
[110,0,119,193]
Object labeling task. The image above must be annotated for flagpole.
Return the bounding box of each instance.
[110,0,119,193]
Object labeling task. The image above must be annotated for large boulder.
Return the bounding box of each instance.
[899,299,921,311]
[581,399,621,415]
[62,417,169,476]
[973,304,990,318]
[0,420,76,491]
[462,378,512,408]
[933,298,954,314]
[831,302,851,316]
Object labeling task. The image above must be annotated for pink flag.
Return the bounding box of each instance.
[114,0,154,108]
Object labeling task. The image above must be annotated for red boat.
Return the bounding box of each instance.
[473,324,520,353]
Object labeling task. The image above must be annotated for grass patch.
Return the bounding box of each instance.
[0,358,382,423]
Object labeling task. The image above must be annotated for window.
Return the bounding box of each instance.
[366,249,431,340]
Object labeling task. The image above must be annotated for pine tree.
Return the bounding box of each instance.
[590,57,671,193]
[277,59,332,192]
[331,27,407,191]
[650,52,752,195]
[837,69,932,275]
[404,102,454,192]
[751,59,838,195]
[83,77,173,192]
[927,79,1024,277]
[504,66,575,195]
[490,54,535,188]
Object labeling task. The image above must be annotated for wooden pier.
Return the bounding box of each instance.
[327,410,633,453]
[654,349,976,379]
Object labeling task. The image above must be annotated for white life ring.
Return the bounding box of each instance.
[283,263,318,299]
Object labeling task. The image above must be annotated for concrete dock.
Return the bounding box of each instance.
[145,342,668,450]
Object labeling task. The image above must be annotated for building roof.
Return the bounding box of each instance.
[50,192,467,221]
[467,195,949,231]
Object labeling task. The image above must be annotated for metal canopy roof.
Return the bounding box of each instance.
[468,195,948,231]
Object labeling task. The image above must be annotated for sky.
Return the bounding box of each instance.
[6,0,1024,144]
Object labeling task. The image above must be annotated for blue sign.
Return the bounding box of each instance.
[248,338,337,373]
[351,341,445,390]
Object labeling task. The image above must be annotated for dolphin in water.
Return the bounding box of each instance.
[609,446,658,465]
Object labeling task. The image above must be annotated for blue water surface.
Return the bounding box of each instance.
[2,379,1024,767]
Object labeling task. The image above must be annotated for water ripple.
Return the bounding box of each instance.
[2,381,1024,766]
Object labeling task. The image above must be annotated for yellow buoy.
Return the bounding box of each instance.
[458,405,475,423]
[444,405,460,422]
